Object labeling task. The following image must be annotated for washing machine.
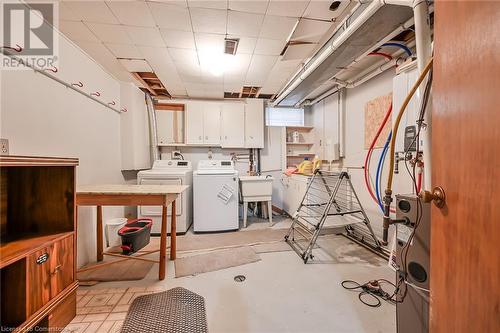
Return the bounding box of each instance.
[193,160,239,232]
[137,160,192,234]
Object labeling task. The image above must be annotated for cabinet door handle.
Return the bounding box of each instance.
[205,136,208,140]
[225,136,227,139]
[198,136,202,140]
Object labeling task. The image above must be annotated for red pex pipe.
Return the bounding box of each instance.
[368,52,393,61]
[364,103,393,205]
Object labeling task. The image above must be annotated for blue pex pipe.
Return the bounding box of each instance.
[376,131,392,211]
[382,42,412,57]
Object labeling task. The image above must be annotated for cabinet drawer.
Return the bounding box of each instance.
[47,291,76,330]
[27,235,74,316]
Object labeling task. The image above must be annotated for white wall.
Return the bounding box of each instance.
[311,69,416,239]
[0,35,131,268]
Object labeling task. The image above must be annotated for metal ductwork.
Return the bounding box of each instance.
[274,1,414,107]
[145,92,160,165]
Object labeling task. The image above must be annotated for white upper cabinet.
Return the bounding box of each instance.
[221,103,245,148]
[203,104,221,145]
[245,99,264,148]
[185,101,204,144]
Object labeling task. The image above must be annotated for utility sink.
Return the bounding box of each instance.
[239,176,274,200]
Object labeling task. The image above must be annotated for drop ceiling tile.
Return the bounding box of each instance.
[266,0,309,18]
[188,0,227,10]
[223,80,244,92]
[86,23,132,44]
[259,15,298,40]
[190,8,227,34]
[226,35,257,54]
[126,26,165,47]
[254,38,286,56]
[227,11,264,38]
[147,2,192,31]
[59,21,99,42]
[74,40,129,80]
[224,53,252,77]
[168,48,199,64]
[282,43,316,60]
[291,19,331,43]
[160,29,196,49]
[107,1,156,27]
[105,43,142,59]
[194,33,225,52]
[303,0,351,20]
[228,0,269,14]
[63,1,119,24]
[138,46,175,66]
[59,1,82,21]
[245,55,278,86]
[118,59,153,72]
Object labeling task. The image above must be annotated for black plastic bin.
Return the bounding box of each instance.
[117,218,153,255]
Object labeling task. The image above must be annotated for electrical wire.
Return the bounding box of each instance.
[341,279,398,307]
[382,42,413,57]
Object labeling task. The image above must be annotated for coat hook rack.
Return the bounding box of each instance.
[108,101,116,106]
[44,66,58,73]
[1,44,22,52]
[71,81,84,88]
[90,91,101,97]
[121,107,128,113]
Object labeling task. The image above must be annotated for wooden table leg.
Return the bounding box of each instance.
[170,200,176,260]
[96,205,103,262]
[159,204,167,280]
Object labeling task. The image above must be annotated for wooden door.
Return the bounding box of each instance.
[185,102,204,144]
[203,104,221,145]
[221,103,245,148]
[50,236,74,298]
[431,2,500,332]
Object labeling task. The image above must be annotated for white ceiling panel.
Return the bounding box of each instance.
[224,54,252,77]
[59,21,99,42]
[259,15,298,40]
[194,33,224,52]
[126,26,165,47]
[188,0,227,10]
[266,0,309,18]
[138,46,175,66]
[223,81,244,92]
[291,19,332,43]
[228,0,269,14]
[63,1,118,24]
[86,23,132,44]
[303,0,351,20]
[59,2,81,21]
[105,43,142,59]
[245,55,278,85]
[227,11,264,38]
[147,2,192,31]
[254,38,286,56]
[190,8,227,34]
[118,59,153,72]
[226,35,257,54]
[107,1,156,27]
[282,43,316,60]
[160,29,196,49]
[168,48,199,65]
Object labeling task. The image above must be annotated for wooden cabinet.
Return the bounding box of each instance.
[245,99,264,148]
[0,156,78,332]
[221,103,245,148]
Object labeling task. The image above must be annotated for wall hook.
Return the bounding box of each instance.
[108,101,116,106]
[71,81,84,88]
[2,44,23,52]
[120,107,128,113]
[90,91,101,97]
[44,66,58,73]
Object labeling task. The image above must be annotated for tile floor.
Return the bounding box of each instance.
[69,218,396,333]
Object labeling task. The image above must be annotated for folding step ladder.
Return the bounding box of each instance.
[285,170,381,263]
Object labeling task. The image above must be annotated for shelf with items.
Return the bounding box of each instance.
[285,126,315,168]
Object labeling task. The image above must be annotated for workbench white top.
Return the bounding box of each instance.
[76,184,189,195]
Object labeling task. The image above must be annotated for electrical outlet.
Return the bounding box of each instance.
[0,139,9,155]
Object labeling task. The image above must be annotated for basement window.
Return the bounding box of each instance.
[265,107,304,127]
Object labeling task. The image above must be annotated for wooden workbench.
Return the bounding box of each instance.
[76,184,188,280]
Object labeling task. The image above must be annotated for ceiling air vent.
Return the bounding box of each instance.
[224,38,239,55]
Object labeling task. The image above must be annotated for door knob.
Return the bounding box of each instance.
[420,186,446,208]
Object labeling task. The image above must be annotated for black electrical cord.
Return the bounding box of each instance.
[341,279,398,307]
